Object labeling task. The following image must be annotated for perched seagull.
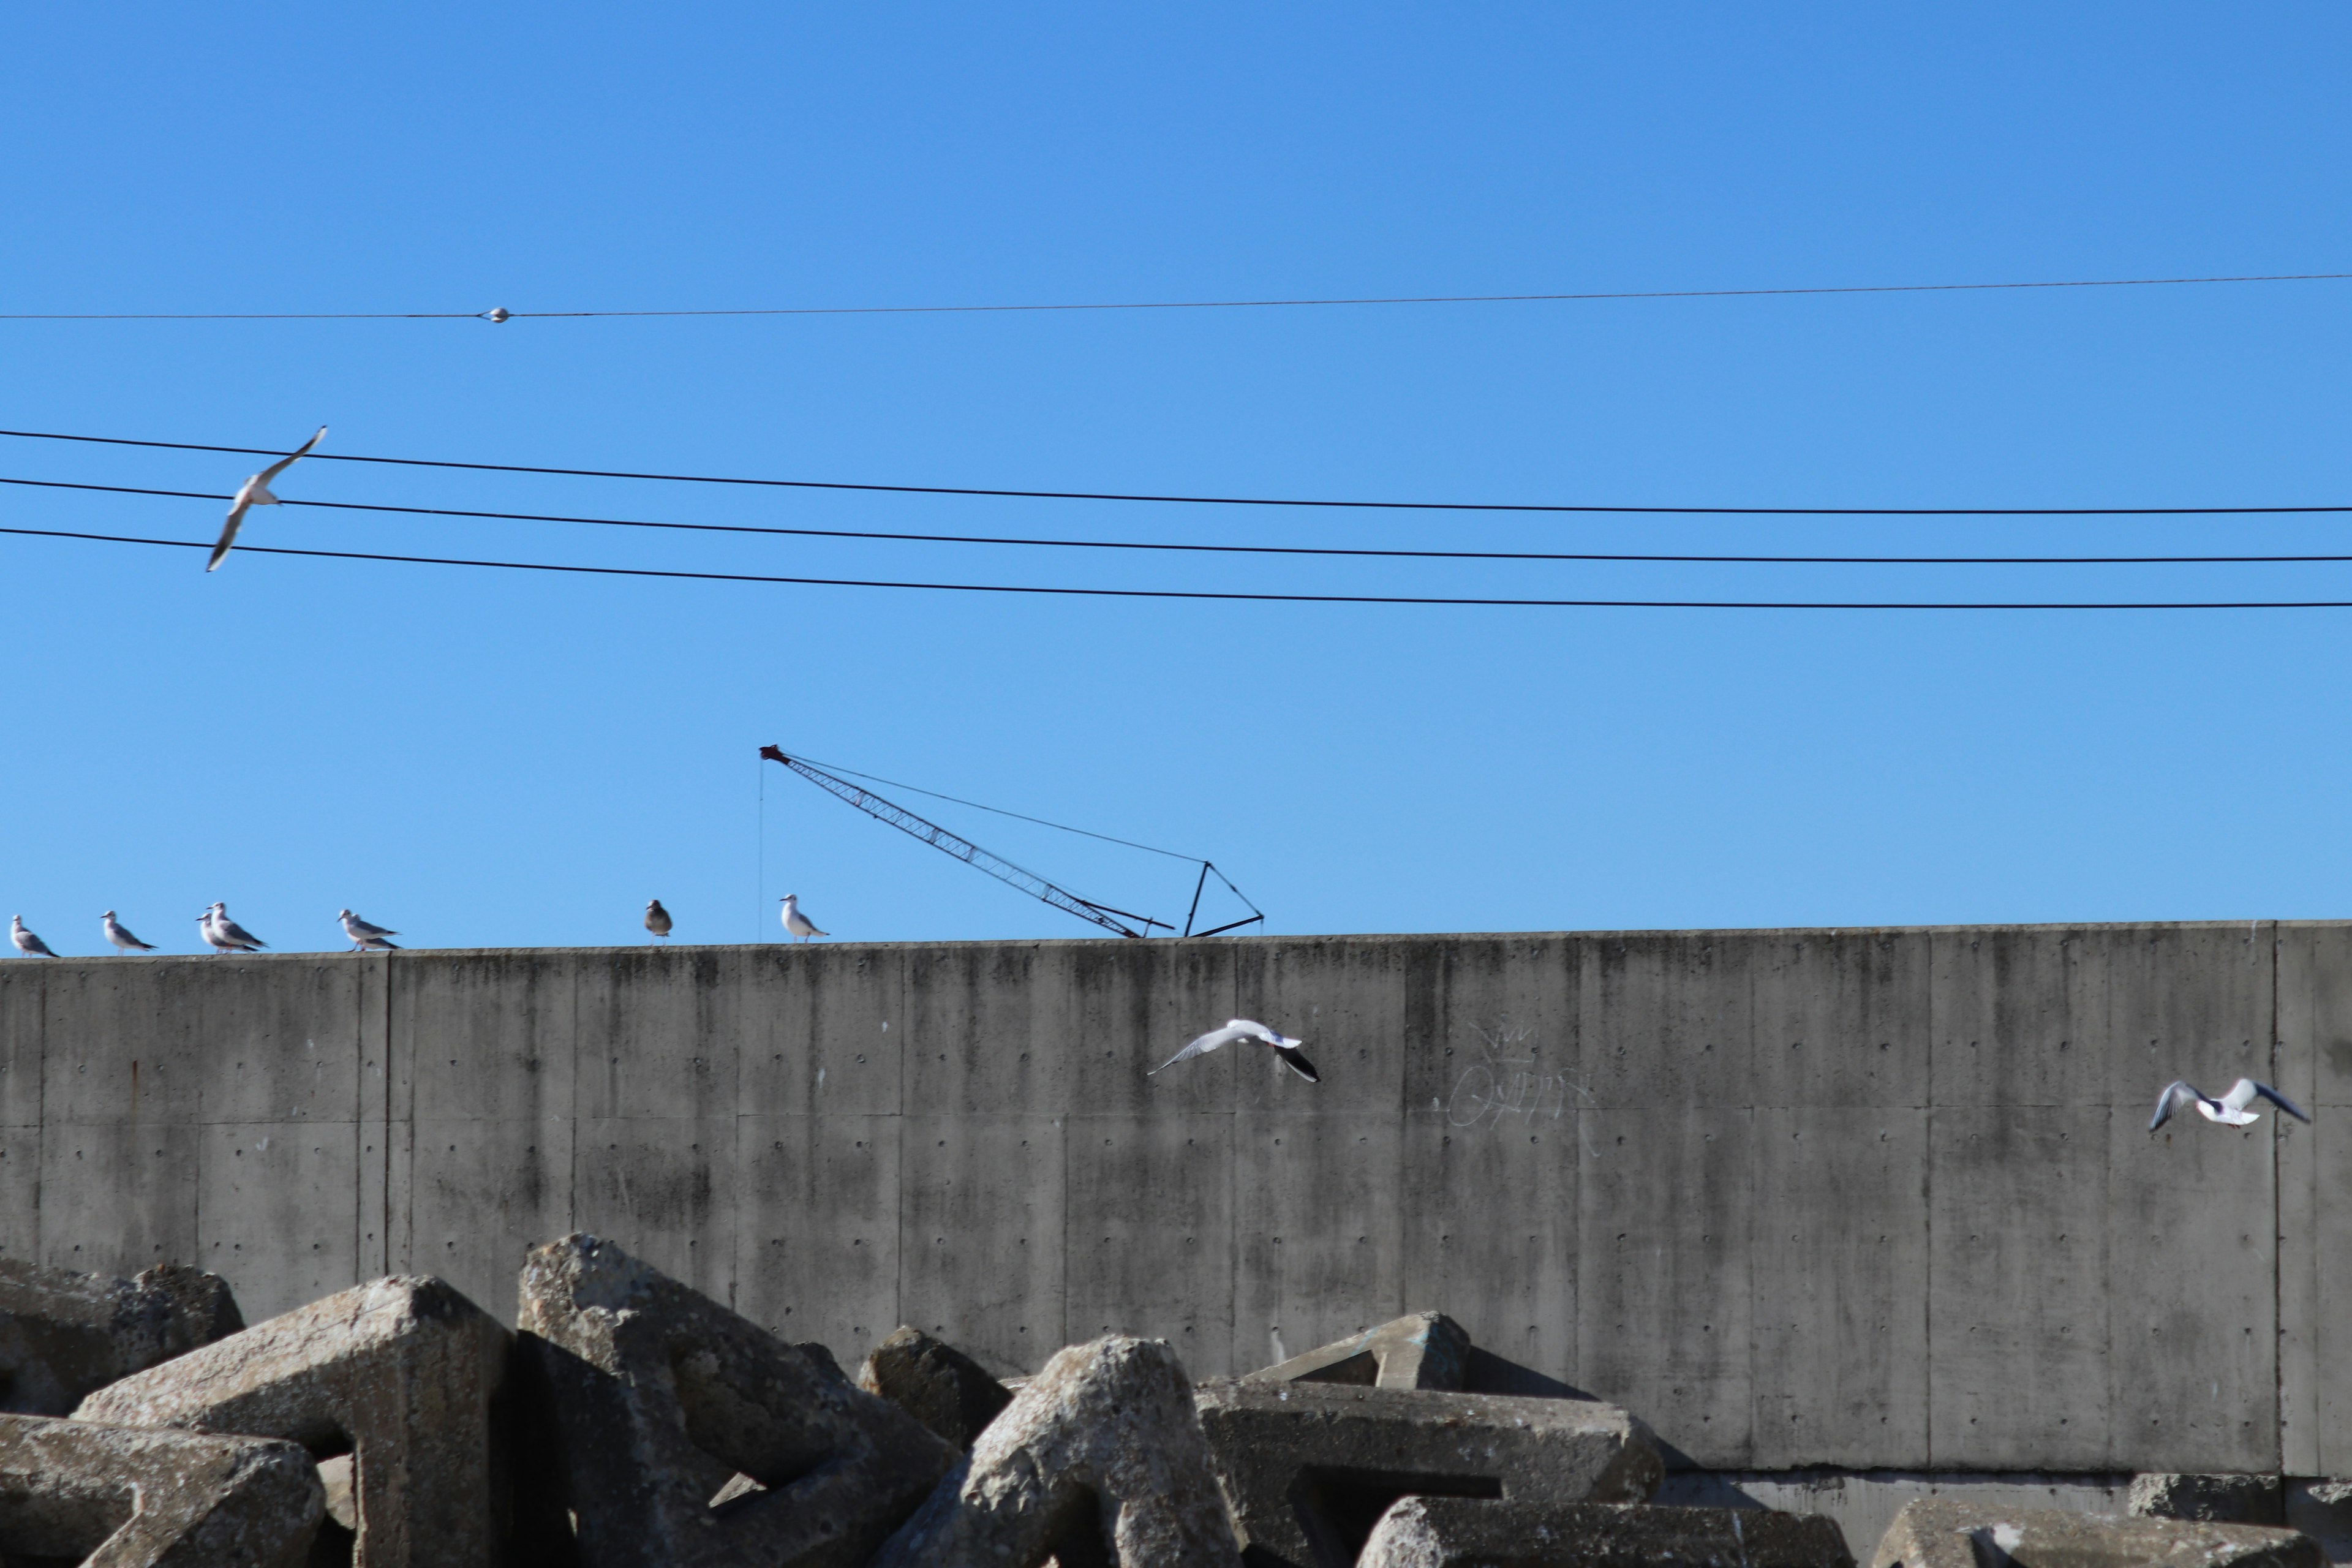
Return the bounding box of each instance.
[2149,1077,2310,1133]
[101,911,156,954]
[206,426,326,572]
[1150,1019,1320,1084]
[199,903,266,954]
[645,899,673,943]
[10,916,59,958]
[780,894,827,943]
[338,910,400,952]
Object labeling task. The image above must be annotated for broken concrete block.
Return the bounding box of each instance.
[1245,1313,1472,1391]
[1193,1380,1663,1568]
[869,1335,1242,1568]
[1869,1499,2321,1568]
[858,1326,1013,1450]
[1359,1497,1855,1568]
[2130,1474,2287,1526]
[75,1274,510,1568]
[0,1256,244,1415]
[0,1409,322,1567]
[516,1232,959,1568]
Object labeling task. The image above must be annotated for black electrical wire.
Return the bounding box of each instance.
[0,268,2345,321]
[9,522,2352,609]
[4,428,2350,517]
[10,473,2352,567]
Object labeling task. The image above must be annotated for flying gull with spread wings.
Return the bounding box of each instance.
[1151,1019,1319,1084]
[2149,1077,2310,1133]
[207,427,326,571]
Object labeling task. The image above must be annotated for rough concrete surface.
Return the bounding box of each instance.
[0,1409,322,1567]
[0,1257,243,1416]
[1870,1499,2322,1568]
[516,1232,959,1568]
[1245,1313,1470,1391]
[858,1325,1014,1449]
[1357,1497,1855,1568]
[2135,1474,2291,1525]
[74,1273,508,1568]
[1194,1379,1663,1568]
[870,1335,1241,1568]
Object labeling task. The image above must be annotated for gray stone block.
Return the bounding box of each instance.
[1245,1313,1472,1392]
[75,1274,510,1568]
[870,1335,1241,1568]
[1870,1499,2322,1568]
[858,1326,1013,1450]
[516,1233,958,1568]
[0,1409,322,1567]
[1193,1380,1663,1568]
[1359,1497,1855,1568]
[2130,1474,2288,1526]
[0,1257,244,1416]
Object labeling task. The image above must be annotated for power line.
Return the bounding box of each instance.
[5,428,2350,518]
[0,268,2346,322]
[13,473,2352,566]
[9,521,2352,609]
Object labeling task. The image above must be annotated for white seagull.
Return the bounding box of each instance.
[2149,1077,2310,1133]
[644,899,673,943]
[338,910,400,952]
[102,911,156,953]
[1151,1019,1320,1084]
[780,894,827,943]
[10,916,59,958]
[199,903,267,954]
[207,426,326,572]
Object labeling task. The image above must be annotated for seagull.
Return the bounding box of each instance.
[206,426,326,572]
[2149,1077,2310,1133]
[10,916,58,958]
[338,910,399,952]
[1150,1019,1319,1084]
[645,899,673,943]
[199,903,266,954]
[780,894,827,943]
[101,911,156,954]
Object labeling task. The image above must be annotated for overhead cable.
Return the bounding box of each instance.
[4,428,2350,517]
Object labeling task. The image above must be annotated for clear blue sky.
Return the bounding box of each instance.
[2,4,2348,952]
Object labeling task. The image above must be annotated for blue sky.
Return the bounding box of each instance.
[1,4,2348,952]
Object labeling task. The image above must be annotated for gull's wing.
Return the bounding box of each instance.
[1150,1024,1250,1075]
[23,932,56,956]
[1272,1045,1320,1084]
[2225,1078,2311,1122]
[345,914,396,938]
[205,497,251,572]
[2149,1080,2201,1131]
[216,919,267,948]
[253,426,326,488]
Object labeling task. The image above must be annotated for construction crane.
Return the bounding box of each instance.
[758,746,1263,939]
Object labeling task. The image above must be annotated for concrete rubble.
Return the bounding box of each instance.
[74,1273,510,1568]
[858,1325,1014,1450]
[1193,1378,1665,1568]
[516,1232,959,1568]
[0,1257,243,1417]
[1869,1499,2323,1568]
[2133,1473,2290,1526]
[1245,1311,1472,1391]
[0,1409,321,1567]
[1359,1496,1855,1568]
[869,1334,1242,1568]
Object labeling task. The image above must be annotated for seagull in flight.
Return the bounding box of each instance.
[339,910,399,952]
[2149,1077,2310,1133]
[644,899,673,943]
[1151,1019,1319,1084]
[102,911,156,953]
[10,917,59,958]
[199,903,266,954]
[207,426,326,571]
[780,894,827,943]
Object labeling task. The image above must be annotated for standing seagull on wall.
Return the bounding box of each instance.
[206,426,326,571]
[102,911,156,953]
[780,894,827,943]
[1151,1019,1320,1084]
[10,916,59,957]
[644,899,673,943]
[338,910,400,951]
[199,903,266,954]
[2149,1077,2310,1133]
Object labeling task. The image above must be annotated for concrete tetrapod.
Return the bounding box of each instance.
[74,1274,510,1568]
[0,1410,322,1567]
[515,1234,959,1568]
[1243,1313,1472,1392]
[1870,1499,2322,1568]
[1193,1381,1664,1568]
[869,1335,1243,1568]
[0,1257,244,1416]
[858,1325,1014,1450]
[1357,1498,1854,1568]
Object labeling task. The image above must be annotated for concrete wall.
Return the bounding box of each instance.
[1,922,2344,1476]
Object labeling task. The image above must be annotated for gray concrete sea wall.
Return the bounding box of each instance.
[1,922,2344,1477]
